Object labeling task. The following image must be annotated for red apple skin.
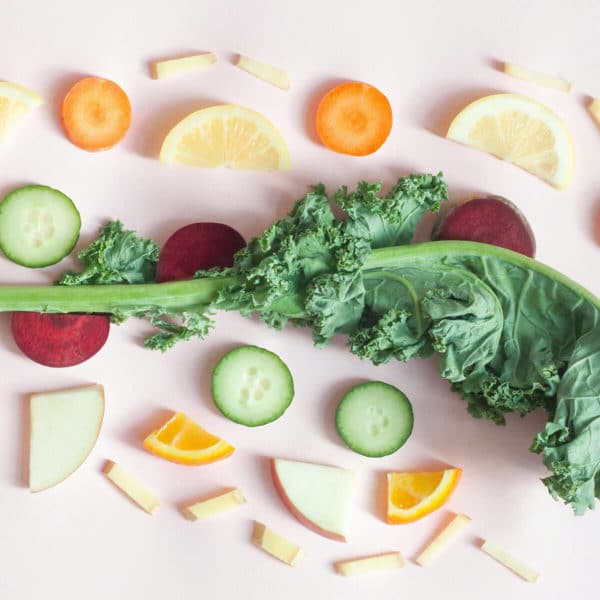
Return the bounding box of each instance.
[270,459,347,542]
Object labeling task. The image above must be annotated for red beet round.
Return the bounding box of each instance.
[11,312,110,368]
[156,223,246,283]
[432,196,536,258]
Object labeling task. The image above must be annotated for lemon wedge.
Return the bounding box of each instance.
[0,81,43,143]
[160,104,290,170]
[447,93,574,189]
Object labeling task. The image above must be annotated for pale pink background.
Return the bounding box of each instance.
[1,1,599,598]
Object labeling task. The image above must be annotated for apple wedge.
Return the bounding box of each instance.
[29,384,104,492]
[271,458,355,542]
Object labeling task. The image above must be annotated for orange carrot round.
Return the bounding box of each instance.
[315,81,392,156]
[61,77,131,151]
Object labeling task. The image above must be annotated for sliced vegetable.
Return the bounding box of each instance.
[235,54,290,90]
[252,521,305,566]
[11,312,110,367]
[480,540,540,582]
[182,488,246,521]
[156,222,245,282]
[335,552,405,576]
[151,52,217,79]
[143,412,234,465]
[61,77,131,151]
[415,513,472,566]
[211,345,294,426]
[29,384,104,492]
[387,469,462,523]
[315,81,392,156]
[103,460,160,515]
[503,62,572,92]
[0,81,43,143]
[446,93,575,189]
[335,381,413,457]
[0,184,80,267]
[432,196,536,257]
[159,104,290,170]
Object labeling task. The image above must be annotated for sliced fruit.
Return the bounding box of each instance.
[503,62,572,92]
[271,458,355,542]
[336,381,413,457]
[480,540,540,583]
[0,81,43,143]
[432,196,536,257]
[182,488,246,521]
[335,552,405,577]
[315,81,392,156]
[103,460,160,515]
[446,93,575,189]
[152,52,217,79]
[29,384,104,492]
[0,185,81,268]
[156,222,245,283]
[415,512,472,566]
[589,98,600,129]
[252,521,305,566]
[62,77,131,151]
[159,104,290,170]
[211,345,294,427]
[143,411,234,465]
[11,312,110,367]
[387,468,462,523]
[235,54,290,90]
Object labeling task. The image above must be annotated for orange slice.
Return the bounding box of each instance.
[386,468,461,523]
[143,412,234,465]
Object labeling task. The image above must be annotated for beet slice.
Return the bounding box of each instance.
[432,196,536,258]
[11,312,110,367]
[156,222,246,283]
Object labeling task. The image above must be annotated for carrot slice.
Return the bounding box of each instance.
[315,81,392,156]
[61,77,131,151]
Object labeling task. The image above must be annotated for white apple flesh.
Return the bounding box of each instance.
[29,384,104,492]
[271,458,355,542]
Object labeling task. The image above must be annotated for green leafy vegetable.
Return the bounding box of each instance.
[0,172,599,515]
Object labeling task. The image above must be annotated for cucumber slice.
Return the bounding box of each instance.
[211,345,294,426]
[336,382,413,457]
[0,185,81,267]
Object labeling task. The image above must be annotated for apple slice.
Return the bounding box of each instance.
[271,458,355,542]
[29,384,104,492]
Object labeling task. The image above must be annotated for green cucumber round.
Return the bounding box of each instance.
[0,185,81,268]
[336,381,414,457]
[211,345,294,426]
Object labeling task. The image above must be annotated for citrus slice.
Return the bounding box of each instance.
[159,104,290,170]
[446,93,574,189]
[143,412,234,465]
[0,81,43,143]
[386,468,461,523]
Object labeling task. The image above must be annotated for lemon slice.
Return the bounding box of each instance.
[0,81,43,143]
[447,93,574,189]
[160,104,290,170]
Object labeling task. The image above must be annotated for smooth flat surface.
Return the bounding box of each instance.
[0,1,599,598]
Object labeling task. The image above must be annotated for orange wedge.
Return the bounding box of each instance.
[143,412,234,465]
[386,468,461,523]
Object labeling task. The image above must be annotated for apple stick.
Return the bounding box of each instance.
[252,522,305,566]
[480,540,540,583]
[415,513,471,566]
[103,461,160,515]
[182,488,246,521]
[151,53,217,79]
[235,54,291,90]
[335,552,405,576]
[589,98,600,128]
[503,62,572,92]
